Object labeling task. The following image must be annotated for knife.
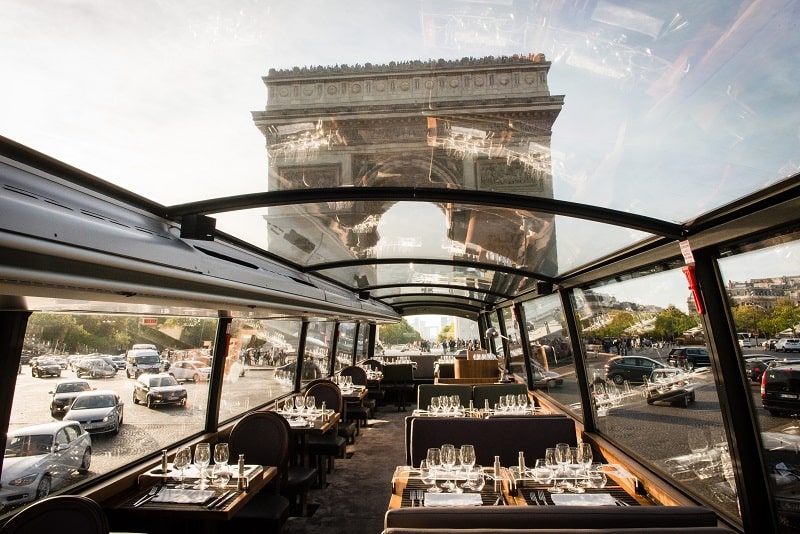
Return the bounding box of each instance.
[213,490,241,509]
[206,490,233,509]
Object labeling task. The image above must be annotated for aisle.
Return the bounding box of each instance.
[282,404,409,534]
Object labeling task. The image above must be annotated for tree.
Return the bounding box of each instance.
[378,319,421,346]
[437,323,455,343]
[653,306,697,342]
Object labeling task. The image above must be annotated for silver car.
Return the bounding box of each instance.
[1,421,92,512]
[169,360,212,382]
[62,390,124,435]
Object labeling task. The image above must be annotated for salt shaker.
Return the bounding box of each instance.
[237,453,247,491]
[160,449,169,473]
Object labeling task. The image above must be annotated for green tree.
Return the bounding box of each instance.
[772,298,800,336]
[437,323,455,343]
[653,306,697,342]
[378,319,421,346]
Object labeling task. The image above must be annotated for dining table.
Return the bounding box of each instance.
[108,463,277,534]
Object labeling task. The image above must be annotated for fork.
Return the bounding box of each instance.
[133,485,161,507]
[537,490,547,505]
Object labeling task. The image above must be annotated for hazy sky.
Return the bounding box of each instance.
[2,1,796,314]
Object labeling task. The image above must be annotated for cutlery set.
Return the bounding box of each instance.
[529,490,548,505]
[132,485,162,507]
[206,489,241,509]
[408,490,425,507]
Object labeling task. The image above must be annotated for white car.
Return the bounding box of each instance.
[1,421,92,512]
[62,390,124,435]
[776,338,800,353]
[169,360,212,382]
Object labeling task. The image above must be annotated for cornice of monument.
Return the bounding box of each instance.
[265,54,548,81]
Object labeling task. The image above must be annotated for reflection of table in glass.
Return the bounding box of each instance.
[657,449,737,506]
[506,464,645,506]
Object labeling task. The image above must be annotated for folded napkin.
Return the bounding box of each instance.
[423,492,483,507]
[151,489,216,504]
[288,418,310,428]
[550,493,617,506]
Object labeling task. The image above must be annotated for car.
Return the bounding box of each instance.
[605,356,668,385]
[763,339,779,350]
[106,355,126,370]
[761,361,800,416]
[62,390,124,435]
[743,355,778,382]
[531,362,563,389]
[1,421,92,512]
[30,358,61,378]
[74,358,117,379]
[125,349,163,378]
[666,346,711,369]
[48,379,93,419]
[132,373,187,409]
[642,367,696,407]
[19,350,33,365]
[169,360,212,382]
[776,338,800,353]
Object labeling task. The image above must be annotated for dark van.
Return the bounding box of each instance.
[761,361,800,416]
[125,349,162,378]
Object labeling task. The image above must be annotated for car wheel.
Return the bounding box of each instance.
[686,361,695,370]
[78,448,92,473]
[610,374,625,385]
[146,396,155,409]
[132,391,139,404]
[113,418,120,435]
[36,476,51,499]
[181,398,187,406]
[32,369,37,377]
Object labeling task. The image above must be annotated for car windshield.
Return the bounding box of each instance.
[151,377,177,387]
[56,382,90,393]
[5,434,52,457]
[71,395,115,409]
[137,355,160,364]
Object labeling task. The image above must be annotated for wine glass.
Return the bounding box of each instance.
[305,395,316,414]
[589,463,607,488]
[194,443,211,489]
[545,447,563,493]
[567,447,584,493]
[459,444,476,489]
[441,444,457,492]
[173,446,191,489]
[578,443,593,487]
[430,396,440,414]
[420,459,438,493]
[533,458,552,484]
[214,442,229,467]
[467,465,485,491]
[425,448,442,493]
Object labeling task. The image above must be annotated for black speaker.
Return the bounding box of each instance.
[180,214,216,240]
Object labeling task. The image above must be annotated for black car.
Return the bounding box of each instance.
[132,373,187,408]
[31,358,62,378]
[761,361,800,416]
[744,355,778,382]
[74,358,117,379]
[605,356,667,385]
[666,346,711,369]
[49,379,93,418]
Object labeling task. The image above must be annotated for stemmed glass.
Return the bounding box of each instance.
[578,443,593,488]
[440,443,458,492]
[459,444,476,489]
[194,443,211,489]
[425,448,442,493]
[430,396,441,414]
[545,447,563,493]
[566,447,584,493]
[214,443,229,467]
[305,395,316,415]
[173,445,191,489]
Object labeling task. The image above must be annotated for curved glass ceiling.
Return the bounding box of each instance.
[2,0,798,313]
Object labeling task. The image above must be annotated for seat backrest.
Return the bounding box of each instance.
[384,506,720,530]
[339,365,368,386]
[382,363,414,384]
[409,416,577,467]
[305,380,344,414]
[417,384,473,410]
[228,411,290,489]
[472,383,529,409]
[408,355,437,379]
[0,495,109,534]
[437,362,455,378]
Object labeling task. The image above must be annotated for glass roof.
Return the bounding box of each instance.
[2,1,798,316]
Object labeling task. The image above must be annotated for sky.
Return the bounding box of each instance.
[1,1,797,314]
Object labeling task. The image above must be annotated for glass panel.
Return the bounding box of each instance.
[520,294,579,417]
[221,318,301,421]
[7,312,215,516]
[302,321,334,387]
[335,322,356,372]
[718,237,800,532]
[579,269,737,524]
[355,323,369,362]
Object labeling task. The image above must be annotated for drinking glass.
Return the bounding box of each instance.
[545,447,563,493]
[430,396,441,414]
[214,443,229,467]
[459,444,476,489]
[567,447,584,493]
[212,464,232,489]
[441,443,458,492]
[467,465,485,491]
[589,463,607,488]
[194,442,211,489]
[305,395,315,413]
[517,394,528,411]
[420,460,438,493]
[533,458,552,483]
[578,443,593,487]
[450,395,461,413]
[688,430,709,457]
[173,445,191,489]
[554,443,570,477]
[426,448,442,493]
[293,395,304,413]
